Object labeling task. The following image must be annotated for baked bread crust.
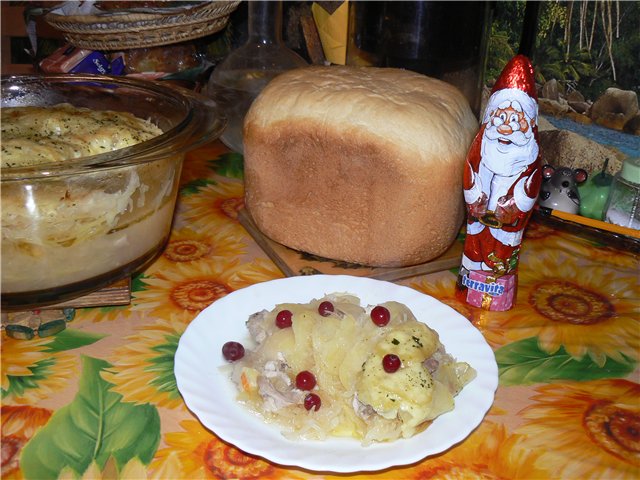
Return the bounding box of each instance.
[243,66,478,267]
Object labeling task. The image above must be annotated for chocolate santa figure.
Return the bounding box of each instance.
[456,55,542,311]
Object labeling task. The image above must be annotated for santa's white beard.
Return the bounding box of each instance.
[481,127,538,177]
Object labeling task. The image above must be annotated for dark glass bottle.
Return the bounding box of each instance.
[347,1,491,117]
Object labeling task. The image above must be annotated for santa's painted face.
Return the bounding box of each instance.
[481,99,537,177]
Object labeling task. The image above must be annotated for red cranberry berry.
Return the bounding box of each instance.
[222,341,245,361]
[370,305,391,326]
[275,309,293,328]
[318,301,334,317]
[304,393,322,411]
[382,354,401,373]
[295,371,317,390]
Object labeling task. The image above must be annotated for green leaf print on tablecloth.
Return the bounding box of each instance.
[43,328,107,353]
[2,329,105,399]
[180,178,217,195]
[20,355,160,480]
[496,337,637,385]
[210,152,244,179]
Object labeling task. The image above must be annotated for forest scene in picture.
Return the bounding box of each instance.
[488,0,639,136]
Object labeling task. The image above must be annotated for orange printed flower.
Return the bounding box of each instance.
[76,228,247,323]
[61,458,150,480]
[516,380,640,479]
[231,257,285,286]
[400,421,550,480]
[1,333,77,404]
[101,312,193,409]
[132,258,285,318]
[131,259,242,317]
[72,303,134,324]
[327,421,549,480]
[523,222,639,270]
[178,180,246,236]
[523,218,561,242]
[1,405,52,478]
[584,244,640,270]
[180,143,230,185]
[522,219,599,256]
[407,273,477,322]
[480,251,639,364]
[151,419,301,479]
[149,227,246,271]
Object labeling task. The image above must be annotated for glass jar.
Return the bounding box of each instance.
[1,74,225,309]
[206,1,307,153]
[603,157,640,230]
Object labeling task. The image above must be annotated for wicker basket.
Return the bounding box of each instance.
[44,1,241,51]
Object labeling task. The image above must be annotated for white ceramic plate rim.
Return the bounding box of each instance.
[175,275,498,473]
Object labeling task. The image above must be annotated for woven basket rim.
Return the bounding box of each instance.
[43,0,240,49]
[60,16,232,50]
[45,1,240,30]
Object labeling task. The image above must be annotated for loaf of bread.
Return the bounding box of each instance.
[243,66,478,267]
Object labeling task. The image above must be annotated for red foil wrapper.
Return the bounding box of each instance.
[456,55,542,311]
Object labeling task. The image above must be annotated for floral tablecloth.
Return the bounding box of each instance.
[2,141,639,480]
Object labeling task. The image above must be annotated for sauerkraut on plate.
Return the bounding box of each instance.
[223,293,476,445]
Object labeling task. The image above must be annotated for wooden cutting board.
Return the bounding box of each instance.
[50,277,132,308]
[238,208,463,281]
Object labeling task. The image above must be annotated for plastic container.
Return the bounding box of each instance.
[603,157,640,230]
[578,159,613,220]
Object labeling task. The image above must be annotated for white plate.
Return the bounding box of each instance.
[175,275,498,473]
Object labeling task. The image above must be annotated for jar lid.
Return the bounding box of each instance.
[620,157,640,184]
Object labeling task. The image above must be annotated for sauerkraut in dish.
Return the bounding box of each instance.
[1,103,174,296]
[1,103,163,168]
[224,293,476,445]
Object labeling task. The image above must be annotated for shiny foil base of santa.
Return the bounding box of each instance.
[457,267,517,311]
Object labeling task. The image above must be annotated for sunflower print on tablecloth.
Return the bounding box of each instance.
[272,420,549,480]
[406,421,551,480]
[1,405,52,479]
[481,250,639,366]
[151,419,302,480]
[523,221,640,270]
[515,379,640,479]
[230,257,285,286]
[73,302,135,324]
[132,255,287,317]
[1,333,77,405]
[147,225,247,272]
[177,180,246,236]
[131,258,243,316]
[180,142,231,186]
[101,312,193,409]
[407,273,477,323]
[66,228,246,326]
